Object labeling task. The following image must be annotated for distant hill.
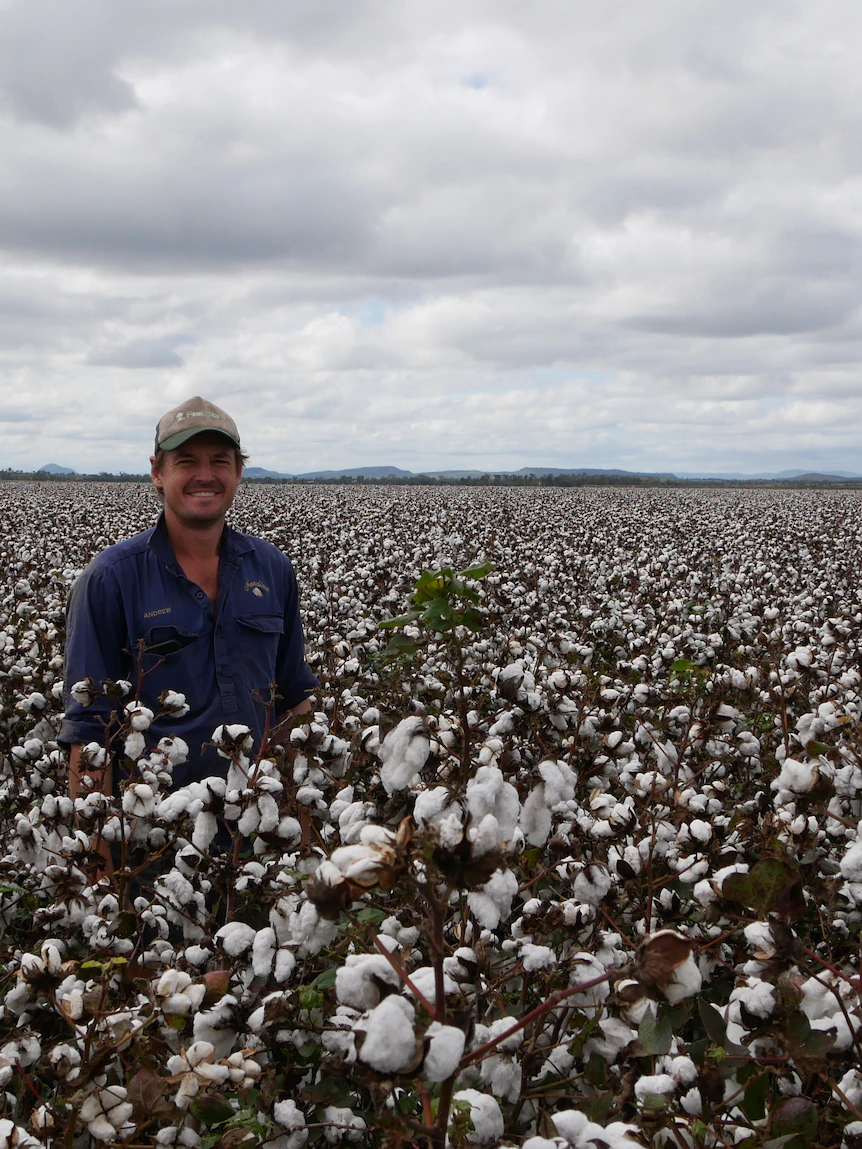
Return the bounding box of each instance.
[37,463,77,475]
[296,466,412,480]
[245,465,413,480]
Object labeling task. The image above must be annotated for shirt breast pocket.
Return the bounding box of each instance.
[237,615,284,696]
[142,626,198,659]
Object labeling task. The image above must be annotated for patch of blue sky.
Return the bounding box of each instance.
[531,367,611,386]
[338,298,387,327]
[462,74,488,89]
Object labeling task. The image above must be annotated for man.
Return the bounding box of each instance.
[60,396,318,829]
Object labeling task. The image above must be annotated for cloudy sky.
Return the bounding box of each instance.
[1,0,861,476]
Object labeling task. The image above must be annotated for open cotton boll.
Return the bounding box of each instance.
[635,1073,677,1101]
[272,1099,308,1149]
[423,1023,466,1082]
[468,868,518,930]
[124,703,154,731]
[729,979,777,1021]
[336,952,402,1010]
[413,786,454,826]
[451,1090,504,1145]
[124,731,146,761]
[519,785,552,846]
[122,783,155,818]
[840,842,862,883]
[552,1110,641,1149]
[538,759,576,806]
[356,996,417,1073]
[378,716,430,794]
[215,922,256,957]
[466,766,520,840]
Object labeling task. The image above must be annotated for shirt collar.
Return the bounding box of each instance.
[148,513,254,569]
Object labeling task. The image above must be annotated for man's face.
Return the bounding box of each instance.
[151,432,242,528]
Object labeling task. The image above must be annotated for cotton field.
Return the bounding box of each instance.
[1,481,862,1149]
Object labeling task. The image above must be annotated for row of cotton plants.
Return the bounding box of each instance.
[0,482,861,1148]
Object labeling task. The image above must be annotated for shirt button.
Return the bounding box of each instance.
[196,591,203,599]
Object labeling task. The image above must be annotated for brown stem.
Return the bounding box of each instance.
[459,971,610,1069]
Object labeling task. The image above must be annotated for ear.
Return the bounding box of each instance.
[150,454,163,489]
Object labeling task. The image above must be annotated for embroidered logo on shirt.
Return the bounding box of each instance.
[246,580,270,597]
[143,607,173,619]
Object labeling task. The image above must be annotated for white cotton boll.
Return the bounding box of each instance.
[538,759,576,806]
[519,785,552,846]
[730,979,776,1020]
[156,969,192,997]
[192,811,218,851]
[834,1069,862,1109]
[158,736,189,765]
[413,787,453,826]
[466,767,520,840]
[423,1023,466,1082]
[573,865,612,905]
[469,814,503,858]
[771,758,818,794]
[583,1017,637,1062]
[273,1099,308,1149]
[405,966,459,1005]
[451,1090,504,1145]
[670,1056,698,1086]
[252,928,276,978]
[122,783,155,818]
[322,1106,366,1143]
[161,690,190,717]
[71,680,96,705]
[680,1088,702,1115]
[743,921,777,957]
[468,868,518,930]
[520,944,556,971]
[635,1073,677,1100]
[257,792,280,834]
[439,810,465,849]
[378,716,430,793]
[664,952,703,1005]
[480,1052,522,1102]
[336,954,401,1010]
[488,711,515,736]
[237,803,261,835]
[215,922,257,957]
[689,820,712,844]
[275,948,296,983]
[125,703,154,731]
[124,731,146,761]
[840,842,862,883]
[357,996,417,1073]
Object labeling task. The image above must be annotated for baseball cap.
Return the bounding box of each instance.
[155,396,241,452]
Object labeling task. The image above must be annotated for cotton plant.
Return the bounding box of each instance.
[3,485,862,1145]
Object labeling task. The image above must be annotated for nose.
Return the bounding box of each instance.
[193,461,218,485]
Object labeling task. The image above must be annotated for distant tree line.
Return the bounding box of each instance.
[2,467,860,490]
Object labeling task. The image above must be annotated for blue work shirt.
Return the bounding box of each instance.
[59,513,319,787]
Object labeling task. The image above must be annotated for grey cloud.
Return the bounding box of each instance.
[87,337,191,369]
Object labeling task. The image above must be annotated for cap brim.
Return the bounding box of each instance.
[158,428,240,451]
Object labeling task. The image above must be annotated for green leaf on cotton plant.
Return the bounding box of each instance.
[458,561,495,580]
[721,858,806,919]
[740,1072,769,1122]
[633,1013,672,1056]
